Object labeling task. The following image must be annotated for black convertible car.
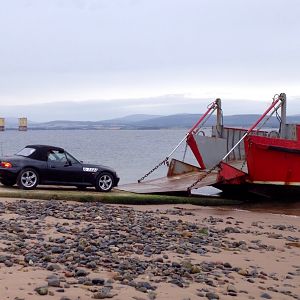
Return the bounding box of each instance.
[0,145,119,192]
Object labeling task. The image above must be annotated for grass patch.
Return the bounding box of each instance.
[0,186,242,206]
[198,227,209,235]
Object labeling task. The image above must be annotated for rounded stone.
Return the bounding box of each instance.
[206,292,219,300]
[35,286,48,295]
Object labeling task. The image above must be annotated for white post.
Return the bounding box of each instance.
[280,93,287,139]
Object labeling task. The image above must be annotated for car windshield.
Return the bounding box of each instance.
[16,147,36,157]
[66,152,80,164]
[47,150,80,164]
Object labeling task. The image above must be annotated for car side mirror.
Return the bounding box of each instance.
[65,160,72,167]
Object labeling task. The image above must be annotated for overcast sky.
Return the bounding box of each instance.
[0,0,299,117]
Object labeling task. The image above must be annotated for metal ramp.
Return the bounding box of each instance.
[117,159,248,195]
[117,171,218,194]
[117,159,219,194]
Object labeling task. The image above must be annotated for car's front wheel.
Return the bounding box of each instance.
[95,172,114,192]
[17,168,39,190]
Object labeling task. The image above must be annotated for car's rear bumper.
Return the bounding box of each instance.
[0,168,19,181]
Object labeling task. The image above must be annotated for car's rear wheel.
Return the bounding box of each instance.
[0,178,16,187]
[95,172,114,192]
[17,168,39,190]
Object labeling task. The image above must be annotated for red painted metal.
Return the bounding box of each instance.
[297,125,300,140]
[244,132,300,185]
[186,134,206,169]
[217,162,247,185]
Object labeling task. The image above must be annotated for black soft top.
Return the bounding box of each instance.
[25,145,65,161]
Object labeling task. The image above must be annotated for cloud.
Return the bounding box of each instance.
[0,0,299,105]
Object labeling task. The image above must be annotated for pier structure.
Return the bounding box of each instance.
[0,118,4,131]
[18,117,28,131]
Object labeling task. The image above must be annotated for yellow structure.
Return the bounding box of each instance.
[0,118,4,131]
[18,117,28,131]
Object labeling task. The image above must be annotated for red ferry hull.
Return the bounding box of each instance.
[244,129,300,186]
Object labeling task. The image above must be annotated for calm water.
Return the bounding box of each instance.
[0,129,198,184]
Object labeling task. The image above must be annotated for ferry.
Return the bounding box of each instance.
[119,93,300,198]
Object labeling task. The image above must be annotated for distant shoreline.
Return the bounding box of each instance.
[2,112,299,131]
[1,125,278,131]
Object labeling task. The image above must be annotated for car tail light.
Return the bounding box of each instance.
[1,161,12,168]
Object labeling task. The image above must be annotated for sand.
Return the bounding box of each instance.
[0,198,299,300]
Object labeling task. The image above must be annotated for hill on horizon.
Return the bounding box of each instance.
[23,113,300,130]
[1,95,300,123]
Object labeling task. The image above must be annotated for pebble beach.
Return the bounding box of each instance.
[0,198,299,300]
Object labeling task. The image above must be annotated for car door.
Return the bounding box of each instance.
[46,150,83,184]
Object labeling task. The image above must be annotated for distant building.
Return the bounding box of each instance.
[0,118,4,131]
[19,117,28,131]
